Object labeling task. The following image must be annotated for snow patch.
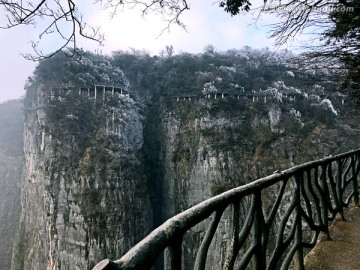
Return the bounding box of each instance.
[219,66,236,73]
[203,82,218,94]
[286,71,295,77]
[321,99,338,115]
[66,114,79,120]
[290,108,301,118]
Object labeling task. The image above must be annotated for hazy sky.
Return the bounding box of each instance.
[0,1,302,103]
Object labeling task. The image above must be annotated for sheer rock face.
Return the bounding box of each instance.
[6,62,360,270]
[11,87,152,270]
[155,98,360,269]
[7,85,360,270]
[0,155,22,268]
[0,100,23,269]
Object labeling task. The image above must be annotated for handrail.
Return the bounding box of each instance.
[93,148,360,270]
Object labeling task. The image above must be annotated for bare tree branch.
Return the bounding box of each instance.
[254,0,360,98]
[0,0,193,60]
[0,0,357,72]
[96,0,189,31]
[1,0,104,60]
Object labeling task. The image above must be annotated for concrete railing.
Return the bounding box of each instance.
[41,85,129,101]
[93,150,360,270]
[174,92,298,103]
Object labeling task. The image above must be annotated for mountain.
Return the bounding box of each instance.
[0,99,23,269]
[2,47,360,269]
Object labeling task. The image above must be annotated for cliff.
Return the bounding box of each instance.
[154,94,360,269]
[8,48,360,269]
[0,100,23,269]
[11,54,152,269]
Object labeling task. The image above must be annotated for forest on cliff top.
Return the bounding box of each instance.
[29,46,341,97]
[25,45,355,133]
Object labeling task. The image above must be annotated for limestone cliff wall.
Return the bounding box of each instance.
[7,48,360,270]
[156,96,360,269]
[7,55,360,270]
[11,87,152,270]
[9,87,360,270]
[0,100,23,268]
[0,155,22,268]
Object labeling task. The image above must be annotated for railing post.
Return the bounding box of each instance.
[336,159,345,220]
[91,149,360,270]
[224,203,240,269]
[103,86,106,104]
[194,208,225,270]
[351,155,359,206]
[254,191,265,270]
[328,161,343,219]
[166,233,183,270]
[319,165,331,240]
[294,174,304,270]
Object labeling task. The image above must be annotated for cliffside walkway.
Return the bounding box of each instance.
[93,149,360,270]
[304,206,360,270]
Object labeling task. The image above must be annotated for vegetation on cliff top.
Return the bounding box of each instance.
[24,46,352,133]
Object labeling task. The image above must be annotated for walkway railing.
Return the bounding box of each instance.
[93,149,360,270]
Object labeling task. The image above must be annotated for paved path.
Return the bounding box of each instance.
[304,207,360,270]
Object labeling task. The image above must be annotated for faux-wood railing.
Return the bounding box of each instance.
[93,149,360,270]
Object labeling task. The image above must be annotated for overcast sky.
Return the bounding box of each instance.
[0,1,302,103]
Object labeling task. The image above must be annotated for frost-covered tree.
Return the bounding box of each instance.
[30,49,129,89]
[0,0,191,60]
[2,0,358,97]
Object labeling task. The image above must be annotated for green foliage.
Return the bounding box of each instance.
[33,50,128,88]
[79,187,102,217]
[256,124,280,150]
[219,0,252,14]
[172,148,191,163]
[110,47,303,100]
[326,1,360,40]
[207,98,246,115]
[22,48,323,116]
[111,50,157,97]
[45,92,98,162]
[321,0,360,102]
